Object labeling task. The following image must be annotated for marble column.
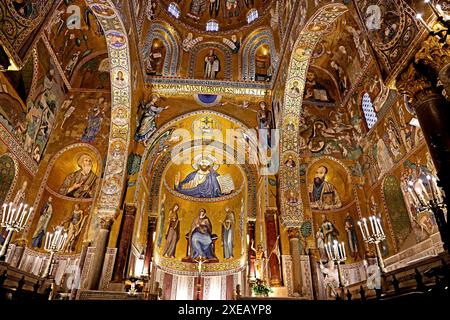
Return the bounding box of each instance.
[143,216,157,276]
[396,39,450,249]
[288,227,303,296]
[86,217,113,290]
[112,205,137,282]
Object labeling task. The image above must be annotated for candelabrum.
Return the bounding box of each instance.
[358,215,387,273]
[324,240,347,289]
[42,228,67,278]
[0,202,34,261]
[416,0,449,39]
[407,173,449,251]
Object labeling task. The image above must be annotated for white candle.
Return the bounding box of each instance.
[1,204,7,224]
[418,179,430,202]
[373,216,381,235]
[436,4,445,17]
[377,218,385,236]
[358,221,367,240]
[363,218,370,239]
[45,232,50,250]
[333,240,339,259]
[18,204,28,227]
[6,203,13,224]
[9,208,16,224]
[325,243,332,260]
[416,13,432,31]
[14,203,23,224]
[341,242,346,260]
[21,208,33,228]
[369,216,376,236]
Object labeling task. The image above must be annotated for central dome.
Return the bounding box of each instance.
[160,0,273,34]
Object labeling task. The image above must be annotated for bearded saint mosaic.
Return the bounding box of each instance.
[309,166,342,210]
[59,154,99,199]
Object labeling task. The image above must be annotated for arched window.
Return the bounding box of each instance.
[168,2,180,18]
[362,92,378,129]
[206,20,219,32]
[247,9,259,24]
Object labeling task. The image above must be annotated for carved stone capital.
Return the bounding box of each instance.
[415,35,450,73]
[287,227,300,240]
[396,64,439,106]
[124,204,137,217]
[99,216,114,231]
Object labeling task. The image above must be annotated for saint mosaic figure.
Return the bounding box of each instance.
[61,204,87,253]
[187,209,217,261]
[319,214,339,245]
[344,212,359,259]
[59,154,99,199]
[81,98,105,143]
[31,197,53,248]
[135,96,169,146]
[309,166,342,210]
[204,50,220,80]
[221,207,235,259]
[162,204,180,258]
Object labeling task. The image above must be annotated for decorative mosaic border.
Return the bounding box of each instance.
[85,0,132,217]
[0,124,37,175]
[154,252,246,276]
[279,3,348,227]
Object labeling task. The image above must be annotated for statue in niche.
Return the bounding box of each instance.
[175,155,233,198]
[61,204,87,253]
[188,209,217,261]
[309,166,342,210]
[221,207,235,259]
[135,96,169,146]
[204,50,220,80]
[162,204,180,258]
[319,214,339,245]
[59,154,99,199]
[344,212,360,259]
[31,197,53,248]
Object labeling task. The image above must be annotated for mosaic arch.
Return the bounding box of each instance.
[133,110,259,217]
[20,0,133,235]
[241,29,278,81]
[279,3,348,227]
[143,22,180,76]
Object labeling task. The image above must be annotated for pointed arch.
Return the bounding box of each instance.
[143,22,180,76]
[241,28,278,81]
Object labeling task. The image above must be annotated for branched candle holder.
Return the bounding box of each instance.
[358,216,387,273]
[42,228,68,278]
[0,202,33,260]
[325,240,347,289]
[406,173,449,252]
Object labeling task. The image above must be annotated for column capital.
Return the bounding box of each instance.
[99,216,114,231]
[415,35,450,73]
[124,204,137,217]
[287,227,300,240]
[396,63,438,106]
